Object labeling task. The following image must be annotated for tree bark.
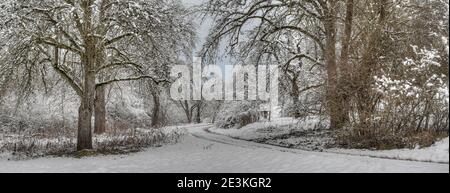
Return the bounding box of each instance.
[77,1,95,150]
[77,54,95,150]
[93,0,110,134]
[323,0,342,129]
[94,46,107,134]
[77,100,93,150]
[290,74,301,118]
[195,102,202,123]
[94,84,107,134]
[150,90,161,127]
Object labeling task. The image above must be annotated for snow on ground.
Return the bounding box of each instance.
[329,138,449,164]
[210,117,300,140]
[0,123,202,160]
[210,117,449,164]
[0,124,448,173]
[210,117,326,141]
[211,117,332,151]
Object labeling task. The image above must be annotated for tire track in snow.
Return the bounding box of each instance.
[189,124,449,165]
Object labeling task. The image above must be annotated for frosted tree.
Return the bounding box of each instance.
[0,0,195,150]
[199,0,364,129]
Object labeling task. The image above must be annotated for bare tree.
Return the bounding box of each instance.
[200,0,351,128]
[1,0,195,150]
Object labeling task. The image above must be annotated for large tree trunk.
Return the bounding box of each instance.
[324,0,343,130]
[77,99,93,150]
[195,102,202,123]
[77,55,95,151]
[94,47,107,134]
[77,1,95,150]
[93,0,110,135]
[94,85,107,134]
[150,90,161,127]
[290,75,301,118]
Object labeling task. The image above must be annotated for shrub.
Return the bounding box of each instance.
[0,127,186,160]
[336,47,449,150]
[334,127,447,150]
[215,102,260,129]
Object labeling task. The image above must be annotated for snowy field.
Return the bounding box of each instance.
[0,124,447,173]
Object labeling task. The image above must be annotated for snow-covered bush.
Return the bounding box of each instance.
[108,102,151,131]
[337,47,449,149]
[372,47,448,132]
[374,47,447,103]
[0,87,187,159]
[0,127,186,160]
[0,91,78,137]
[215,101,260,129]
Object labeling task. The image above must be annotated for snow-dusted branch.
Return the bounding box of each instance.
[96,75,170,88]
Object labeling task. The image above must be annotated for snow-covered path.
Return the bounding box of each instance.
[0,124,448,173]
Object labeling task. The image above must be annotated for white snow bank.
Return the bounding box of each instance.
[330,137,449,163]
[211,117,303,140]
[212,117,449,164]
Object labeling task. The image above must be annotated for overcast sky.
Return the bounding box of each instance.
[181,0,210,53]
[181,0,235,79]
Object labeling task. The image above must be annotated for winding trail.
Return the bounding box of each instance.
[199,125,449,164]
[0,124,448,173]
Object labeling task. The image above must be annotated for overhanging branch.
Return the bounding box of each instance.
[96,75,170,88]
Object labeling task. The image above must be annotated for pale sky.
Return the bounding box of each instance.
[181,0,235,79]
